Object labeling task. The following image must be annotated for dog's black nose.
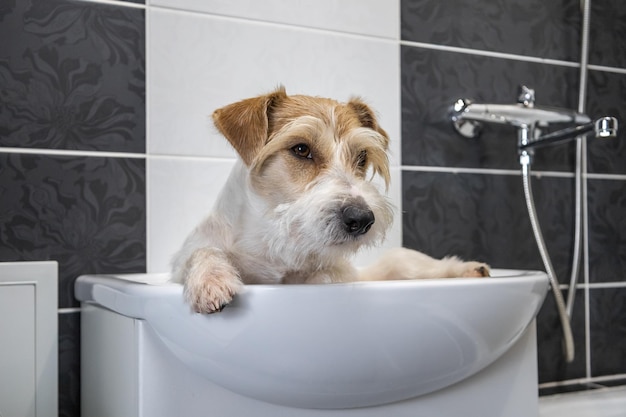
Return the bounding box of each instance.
[342,205,375,236]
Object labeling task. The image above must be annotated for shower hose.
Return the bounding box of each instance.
[520,154,575,362]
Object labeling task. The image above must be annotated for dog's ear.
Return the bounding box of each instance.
[347,98,391,189]
[347,98,390,149]
[213,87,287,165]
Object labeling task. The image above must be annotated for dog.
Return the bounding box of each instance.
[172,87,490,313]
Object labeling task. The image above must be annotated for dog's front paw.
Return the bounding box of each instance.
[182,248,243,314]
[460,261,490,278]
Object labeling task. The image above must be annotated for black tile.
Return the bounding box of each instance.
[593,378,626,388]
[401,46,580,171]
[536,289,587,383]
[0,153,146,307]
[0,0,145,152]
[539,383,605,397]
[586,70,626,175]
[590,287,626,377]
[587,179,626,283]
[59,312,80,417]
[589,0,626,69]
[401,171,577,283]
[401,0,580,62]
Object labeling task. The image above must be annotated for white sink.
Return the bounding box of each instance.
[75,269,548,409]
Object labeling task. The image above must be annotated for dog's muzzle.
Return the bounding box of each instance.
[341,201,375,236]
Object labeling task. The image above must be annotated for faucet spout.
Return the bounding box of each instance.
[519,117,618,151]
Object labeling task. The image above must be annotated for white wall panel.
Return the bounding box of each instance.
[148,9,400,164]
[147,157,236,272]
[147,2,402,275]
[151,0,399,39]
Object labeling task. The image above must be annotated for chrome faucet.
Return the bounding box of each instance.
[450,86,617,156]
[449,86,618,365]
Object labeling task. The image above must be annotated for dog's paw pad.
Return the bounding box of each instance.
[461,262,491,278]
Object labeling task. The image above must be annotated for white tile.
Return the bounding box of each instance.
[148,9,400,165]
[147,156,236,273]
[150,0,399,39]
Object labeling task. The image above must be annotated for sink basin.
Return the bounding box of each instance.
[75,269,548,409]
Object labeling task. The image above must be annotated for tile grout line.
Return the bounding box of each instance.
[400,40,580,68]
[583,139,593,380]
[0,147,239,163]
[401,40,626,74]
[75,0,146,9]
[539,373,626,390]
[145,0,152,273]
[0,147,146,159]
[2,148,626,181]
[150,4,399,44]
[58,307,81,314]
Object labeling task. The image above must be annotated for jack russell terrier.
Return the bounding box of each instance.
[172,87,489,313]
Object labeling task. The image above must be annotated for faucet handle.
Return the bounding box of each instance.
[517,85,535,107]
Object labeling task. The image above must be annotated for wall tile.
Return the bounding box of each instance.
[536,289,586,383]
[148,9,400,165]
[590,287,626,377]
[589,0,626,69]
[151,0,399,39]
[58,312,80,417]
[0,153,146,307]
[586,69,626,175]
[147,156,236,273]
[402,169,589,383]
[399,0,626,395]
[588,179,626,283]
[401,0,580,62]
[401,171,576,282]
[401,46,581,171]
[0,0,145,152]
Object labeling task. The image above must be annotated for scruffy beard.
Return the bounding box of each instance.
[242,171,394,273]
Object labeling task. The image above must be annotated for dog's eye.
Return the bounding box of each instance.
[356,150,367,168]
[291,143,312,159]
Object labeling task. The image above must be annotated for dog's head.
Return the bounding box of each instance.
[213,87,393,265]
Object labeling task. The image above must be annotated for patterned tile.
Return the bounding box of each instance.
[536,289,587,383]
[586,69,626,175]
[590,288,626,377]
[0,153,146,307]
[58,312,80,417]
[401,170,588,382]
[401,0,580,61]
[401,171,576,282]
[401,45,580,171]
[589,0,626,69]
[0,0,145,152]
[588,179,626,283]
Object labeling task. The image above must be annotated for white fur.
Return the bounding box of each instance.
[171,91,489,313]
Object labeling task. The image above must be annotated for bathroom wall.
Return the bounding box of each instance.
[1,0,146,415]
[400,0,626,393]
[0,1,624,416]
[0,0,400,415]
